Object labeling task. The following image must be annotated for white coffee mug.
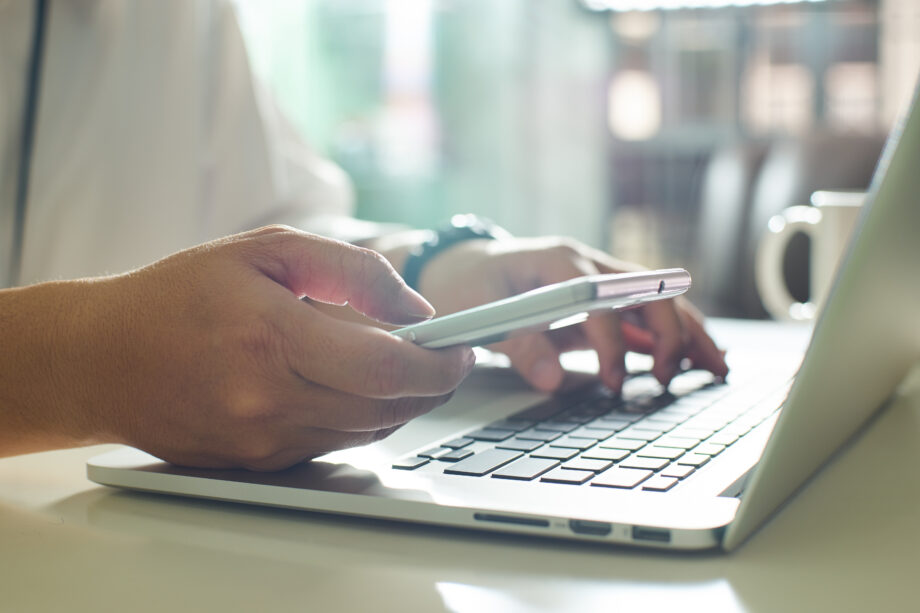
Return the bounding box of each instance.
[755,190,864,321]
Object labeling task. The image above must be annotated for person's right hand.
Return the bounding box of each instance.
[5,226,474,470]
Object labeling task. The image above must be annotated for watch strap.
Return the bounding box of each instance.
[402,214,509,291]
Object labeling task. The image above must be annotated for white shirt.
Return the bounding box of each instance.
[1,0,359,287]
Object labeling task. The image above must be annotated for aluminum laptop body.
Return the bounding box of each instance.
[87,85,920,552]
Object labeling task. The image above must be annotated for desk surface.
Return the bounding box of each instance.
[2,320,919,613]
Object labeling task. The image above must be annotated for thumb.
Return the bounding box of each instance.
[245,227,435,325]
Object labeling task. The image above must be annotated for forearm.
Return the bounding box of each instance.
[0,280,108,456]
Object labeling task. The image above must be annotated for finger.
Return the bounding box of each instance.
[531,245,636,390]
[636,299,689,387]
[578,310,628,393]
[587,251,688,386]
[493,332,565,392]
[621,319,656,354]
[675,299,729,378]
[243,226,435,325]
[279,300,476,398]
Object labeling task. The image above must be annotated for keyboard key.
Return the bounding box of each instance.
[592,417,633,431]
[584,394,625,412]
[677,453,711,467]
[563,458,612,473]
[439,448,475,462]
[556,410,599,424]
[549,436,596,450]
[642,415,684,429]
[656,404,703,419]
[540,467,595,485]
[441,437,474,449]
[496,438,544,452]
[619,456,669,471]
[641,476,679,492]
[392,456,429,470]
[598,437,646,451]
[534,421,580,433]
[510,400,567,422]
[707,431,741,446]
[592,467,653,489]
[622,396,660,414]
[418,447,453,460]
[486,419,535,432]
[617,427,666,442]
[686,416,732,431]
[693,443,726,456]
[517,429,563,442]
[465,428,515,442]
[661,463,695,479]
[492,457,559,481]
[581,447,630,462]
[636,446,685,460]
[531,446,579,461]
[720,424,753,437]
[444,449,522,476]
[654,436,701,449]
[671,427,716,440]
[568,427,615,441]
[599,410,642,423]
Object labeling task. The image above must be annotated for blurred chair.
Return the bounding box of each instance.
[695,130,887,318]
[694,140,770,317]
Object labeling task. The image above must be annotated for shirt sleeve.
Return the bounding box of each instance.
[201,1,363,240]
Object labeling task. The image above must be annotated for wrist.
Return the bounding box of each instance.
[0,280,106,454]
[401,214,511,292]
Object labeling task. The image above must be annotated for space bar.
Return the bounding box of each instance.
[444,449,523,476]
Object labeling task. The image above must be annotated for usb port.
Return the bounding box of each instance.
[632,526,671,543]
[569,519,612,536]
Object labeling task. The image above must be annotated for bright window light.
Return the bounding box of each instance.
[608,70,662,140]
[583,0,826,11]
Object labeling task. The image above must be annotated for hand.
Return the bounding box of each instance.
[0,226,474,469]
[416,236,728,393]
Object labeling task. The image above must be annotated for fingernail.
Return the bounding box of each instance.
[654,363,677,388]
[530,358,562,392]
[397,285,436,321]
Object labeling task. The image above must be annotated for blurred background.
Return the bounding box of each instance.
[232,0,919,318]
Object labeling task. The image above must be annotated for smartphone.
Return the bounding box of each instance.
[392,268,691,349]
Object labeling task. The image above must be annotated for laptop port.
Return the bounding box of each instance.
[569,519,612,536]
[632,526,671,543]
[473,513,549,528]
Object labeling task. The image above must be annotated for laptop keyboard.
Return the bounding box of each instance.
[392,370,785,492]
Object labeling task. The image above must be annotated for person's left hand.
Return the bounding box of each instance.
[415,236,729,394]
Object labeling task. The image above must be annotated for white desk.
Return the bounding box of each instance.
[2,320,919,612]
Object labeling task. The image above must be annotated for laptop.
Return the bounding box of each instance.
[87,84,920,552]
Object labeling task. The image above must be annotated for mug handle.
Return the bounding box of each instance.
[755,205,822,321]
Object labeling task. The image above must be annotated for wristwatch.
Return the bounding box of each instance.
[402,214,511,291]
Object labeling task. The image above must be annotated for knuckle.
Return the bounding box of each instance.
[227,312,290,374]
[225,388,276,422]
[234,435,281,468]
[550,236,581,256]
[253,223,298,238]
[354,247,394,285]
[376,396,430,429]
[355,245,389,268]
